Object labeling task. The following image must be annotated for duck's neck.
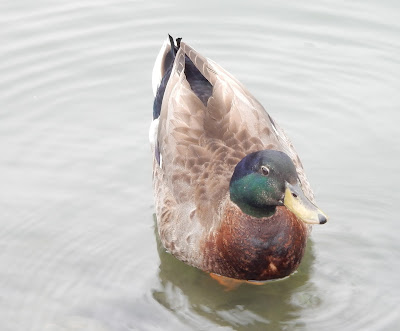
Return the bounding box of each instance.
[234,203,276,218]
[203,203,308,281]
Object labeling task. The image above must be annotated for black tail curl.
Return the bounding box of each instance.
[168,34,182,56]
[152,35,213,119]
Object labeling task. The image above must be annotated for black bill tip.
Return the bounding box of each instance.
[318,214,327,224]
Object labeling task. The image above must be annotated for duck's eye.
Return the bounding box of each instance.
[261,165,270,176]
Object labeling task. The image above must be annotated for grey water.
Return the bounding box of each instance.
[1,0,399,330]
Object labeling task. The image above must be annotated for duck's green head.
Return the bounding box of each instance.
[229,150,327,224]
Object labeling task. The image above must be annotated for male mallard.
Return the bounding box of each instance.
[150,36,327,281]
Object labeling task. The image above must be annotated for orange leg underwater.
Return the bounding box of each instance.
[210,273,267,291]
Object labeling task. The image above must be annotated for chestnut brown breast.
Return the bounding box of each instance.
[202,205,308,280]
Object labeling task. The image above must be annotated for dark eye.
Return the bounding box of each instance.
[292,192,298,198]
[261,165,270,176]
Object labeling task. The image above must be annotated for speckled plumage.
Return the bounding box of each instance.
[150,38,317,281]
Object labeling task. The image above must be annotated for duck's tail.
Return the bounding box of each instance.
[168,34,182,56]
[152,35,182,119]
[152,35,213,119]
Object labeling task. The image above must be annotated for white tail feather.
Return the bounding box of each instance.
[152,39,170,97]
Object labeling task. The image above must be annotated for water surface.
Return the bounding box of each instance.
[1,0,399,330]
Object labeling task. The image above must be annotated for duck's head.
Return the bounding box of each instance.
[229,150,327,224]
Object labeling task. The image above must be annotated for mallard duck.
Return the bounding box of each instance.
[150,36,327,281]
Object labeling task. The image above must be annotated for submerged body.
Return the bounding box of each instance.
[150,37,327,281]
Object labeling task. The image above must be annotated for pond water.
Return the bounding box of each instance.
[1,0,399,330]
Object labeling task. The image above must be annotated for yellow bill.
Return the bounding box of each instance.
[284,183,328,224]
